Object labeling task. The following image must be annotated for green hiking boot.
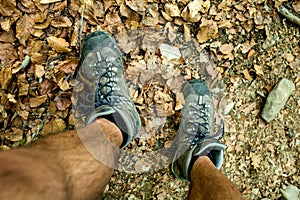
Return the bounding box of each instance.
[75,31,141,147]
[171,79,226,181]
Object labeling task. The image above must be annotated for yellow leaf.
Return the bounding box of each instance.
[47,36,71,53]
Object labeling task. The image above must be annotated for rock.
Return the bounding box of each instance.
[280,185,300,200]
[261,78,295,122]
[224,101,235,115]
[159,43,181,60]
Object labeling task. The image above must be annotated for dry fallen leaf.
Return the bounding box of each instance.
[293,0,300,12]
[0,67,12,89]
[16,14,35,45]
[59,59,79,74]
[4,128,23,142]
[197,19,218,43]
[35,64,45,78]
[39,118,66,136]
[47,36,71,53]
[220,43,234,54]
[254,64,264,76]
[29,95,48,108]
[181,0,202,22]
[242,69,252,80]
[164,3,181,17]
[54,97,71,111]
[0,0,16,16]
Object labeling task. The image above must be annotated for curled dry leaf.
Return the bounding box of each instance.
[164,3,181,17]
[46,36,71,53]
[5,128,23,142]
[29,95,48,108]
[0,0,16,16]
[50,16,72,28]
[181,0,202,22]
[59,59,79,74]
[197,19,218,43]
[0,67,12,89]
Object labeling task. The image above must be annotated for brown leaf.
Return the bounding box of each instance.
[220,43,234,54]
[0,67,12,89]
[1,11,21,32]
[254,64,263,76]
[16,14,34,45]
[196,19,218,43]
[175,92,185,110]
[54,97,71,111]
[39,118,66,136]
[4,128,23,142]
[47,36,71,53]
[51,16,72,28]
[242,69,252,80]
[125,0,147,13]
[0,29,16,43]
[59,59,79,74]
[35,64,45,78]
[181,0,202,22]
[164,3,181,17]
[29,95,48,108]
[293,0,300,12]
[38,79,57,95]
[0,0,16,16]
[0,43,18,63]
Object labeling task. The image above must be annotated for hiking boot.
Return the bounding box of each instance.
[171,79,226,181]
[75,31,141,147]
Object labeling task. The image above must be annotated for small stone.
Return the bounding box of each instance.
[261,78,295,122]
[224,102,235,115]
[280,185,300,200]
[159,43,181,60]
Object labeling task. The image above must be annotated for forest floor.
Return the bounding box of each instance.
[0,0,299,199]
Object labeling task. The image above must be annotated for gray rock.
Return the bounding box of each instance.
[261,78,295,122]
[280,185,300,200]
[159,43,181,60]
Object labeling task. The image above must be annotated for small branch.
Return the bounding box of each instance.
[279,5,300,26]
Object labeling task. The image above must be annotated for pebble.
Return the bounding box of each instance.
[224,101,235,115]
[280,185,300,200]
[159,43,181,60]
[261,78,295,122]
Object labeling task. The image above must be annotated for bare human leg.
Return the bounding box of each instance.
[0,118,122,200]
[188,156,243,200]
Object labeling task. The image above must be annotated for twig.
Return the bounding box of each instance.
[79,0,85,59]
[279,5,300,26]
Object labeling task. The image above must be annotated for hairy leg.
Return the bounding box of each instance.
[188,156,243,200]
[0,118,122,200]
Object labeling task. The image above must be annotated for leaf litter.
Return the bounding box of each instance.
[0,0,299,199]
